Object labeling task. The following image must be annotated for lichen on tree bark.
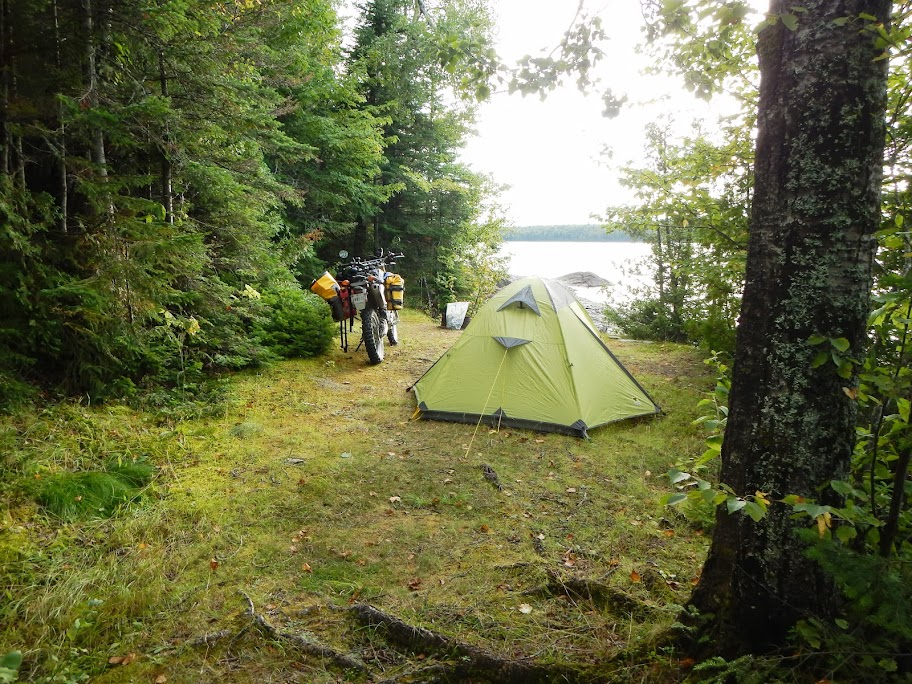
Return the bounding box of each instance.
[687,0,890,656]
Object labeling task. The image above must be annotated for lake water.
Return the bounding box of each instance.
[498,241,652,304]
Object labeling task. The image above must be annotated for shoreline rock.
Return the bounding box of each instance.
[555,271,610,288]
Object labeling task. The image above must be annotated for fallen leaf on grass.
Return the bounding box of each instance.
[478,524,490,533]
[630,570,641,583]
[108,653,137,666]
[407,577,422,591]
[389,496,401,503]
[154,675,167,683]
[209,559,219,571]
[566,487,577,494]
[518,603,533,614]
[301,563,312,573]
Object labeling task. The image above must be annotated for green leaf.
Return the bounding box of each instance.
[726,497,746,514]
[831,17,849,27]
[831,337,850,352]
[668,469,691,484]
[858,12,877,21]
[0,653,20,670]
[808,334,828,345]
[663,492,688,506]
[830,480,853,496]
[743,501,766,522]
[897,398,910,423]
[811,351,829,368]
[836,525,857,543]
[896,213,904,227]
[837,361,853,379]
[780,13,798,31]
[879,658,898,673]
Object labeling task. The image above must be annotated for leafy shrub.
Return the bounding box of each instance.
[252,287,335,359]
[795,535,912,681]
[34,460,156,520]
[604,296,688,343]
[132,377,231,423]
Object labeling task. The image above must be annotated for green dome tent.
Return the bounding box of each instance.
[411,277,661,438]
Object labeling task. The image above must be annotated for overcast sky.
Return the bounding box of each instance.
[460,0,763,227]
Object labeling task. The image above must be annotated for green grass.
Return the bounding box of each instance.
[0,310,714,683]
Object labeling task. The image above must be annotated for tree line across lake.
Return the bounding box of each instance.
[505,224,636,241]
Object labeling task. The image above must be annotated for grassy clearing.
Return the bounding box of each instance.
[0,310,713,683]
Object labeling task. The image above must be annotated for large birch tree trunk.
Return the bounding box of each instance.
[688,0,890,655]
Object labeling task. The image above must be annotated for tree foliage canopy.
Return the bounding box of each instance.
[0,0,510,400]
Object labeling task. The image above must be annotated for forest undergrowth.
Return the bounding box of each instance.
[0,311,713,684]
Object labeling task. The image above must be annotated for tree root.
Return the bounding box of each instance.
[524,569,656,620]
[185,596,608,682]
[183,591,371,673]
[350,602,591,683]
[238,591,368,672]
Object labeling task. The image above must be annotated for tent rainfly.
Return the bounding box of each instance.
[410,277,661,438]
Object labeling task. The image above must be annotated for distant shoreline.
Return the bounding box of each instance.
[502,237,643,242]
[504,224,640,242]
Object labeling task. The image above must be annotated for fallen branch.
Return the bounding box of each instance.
[185,629,235,648]
[350,602,590,683]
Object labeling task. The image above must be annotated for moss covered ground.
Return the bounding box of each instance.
[0,310,714,683]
